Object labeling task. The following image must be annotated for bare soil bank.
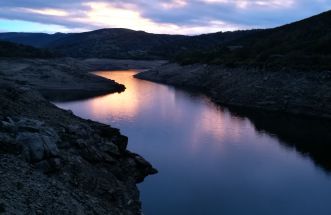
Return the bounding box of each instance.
[135,63,331,119]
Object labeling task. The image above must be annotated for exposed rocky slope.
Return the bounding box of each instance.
[0,58,158,214]
[135,63,331,119]
[0,58,126,101]
[0,58,164,101]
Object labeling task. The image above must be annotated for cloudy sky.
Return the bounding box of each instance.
[0,0,330,34]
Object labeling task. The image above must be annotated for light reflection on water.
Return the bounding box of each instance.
[54,70,331,215]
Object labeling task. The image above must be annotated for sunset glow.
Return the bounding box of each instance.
[20,8,69,16]
[84,2,180,34]
[0,0,329,34]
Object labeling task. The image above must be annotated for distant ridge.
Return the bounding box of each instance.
[0,32,67,48]
[0,40,53,58]
[0,28,252,59]
[0,9,331,67]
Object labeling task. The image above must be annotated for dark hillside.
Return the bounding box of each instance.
[176,10,331,70]
[152,30,257,58]
[0,41,54,58]
[46,28,187,59]
[0,29,254,60]
[0,32,67,48]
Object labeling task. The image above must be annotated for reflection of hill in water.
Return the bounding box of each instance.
[228,107,331,173]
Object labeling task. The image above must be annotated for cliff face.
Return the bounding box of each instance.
[135,63,331,119]
[0,59,157,215]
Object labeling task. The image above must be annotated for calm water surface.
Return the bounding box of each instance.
[55,70,331,215]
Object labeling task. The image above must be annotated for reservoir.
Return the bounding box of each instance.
[54,70,331,215]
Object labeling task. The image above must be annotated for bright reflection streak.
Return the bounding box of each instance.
[90,71,140,121]
[89,70,158,122]
[93,70,248,154]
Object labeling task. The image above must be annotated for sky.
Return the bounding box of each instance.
[0,0,330,35]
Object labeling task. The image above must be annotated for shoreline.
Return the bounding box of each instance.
[0,58,162,214]
[135,63,331,120]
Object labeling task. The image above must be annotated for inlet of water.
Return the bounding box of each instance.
[54,70,331,215]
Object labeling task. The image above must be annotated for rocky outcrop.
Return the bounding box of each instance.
[0,58,126,101]
[1,117,61,172]
[0,58,167,101]
[135,63,331,119]
[0,82,157,214]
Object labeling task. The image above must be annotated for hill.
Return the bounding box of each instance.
[1,9,331,66]
[175,10,331,70]
[0,28,250,60]
[0,29,186,59]
[0,41,54,58]
[45,28,187,59]
[0,32,67,48]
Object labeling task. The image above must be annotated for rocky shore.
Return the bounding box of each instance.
[135,63,331,119]
[0,58,159,214]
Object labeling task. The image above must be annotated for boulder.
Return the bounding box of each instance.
[100,141,120,156]
[0,117,61,165]
[67,124,91,137]
[41,134,60,157]
[16,132,45,162]
[16,118,45,132]
[111,135,128,152]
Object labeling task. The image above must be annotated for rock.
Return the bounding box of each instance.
[42,134,60,157]
[133,154,152,167]
[102,154,117,163]
[66,109,74,115]
[1,117,16,132]
[111,135,128,152]
[100,141,120,156]
[67,125,81,135]
[80,146,104,163]
[0,132,21,154]
[134,155,158,175]
[128,153,158,183]
[17,132,45,162]
[35,158,62,173]
[16,118,45,132]
[75,139,88,148]
[13,118,60,163]
[96,124,118,138]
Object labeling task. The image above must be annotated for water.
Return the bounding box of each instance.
[54,70,331,215]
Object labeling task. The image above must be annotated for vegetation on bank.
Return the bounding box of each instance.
[173,10,331,70]
[0,41,54,58]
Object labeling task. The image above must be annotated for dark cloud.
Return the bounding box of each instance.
[0,0,330,34]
